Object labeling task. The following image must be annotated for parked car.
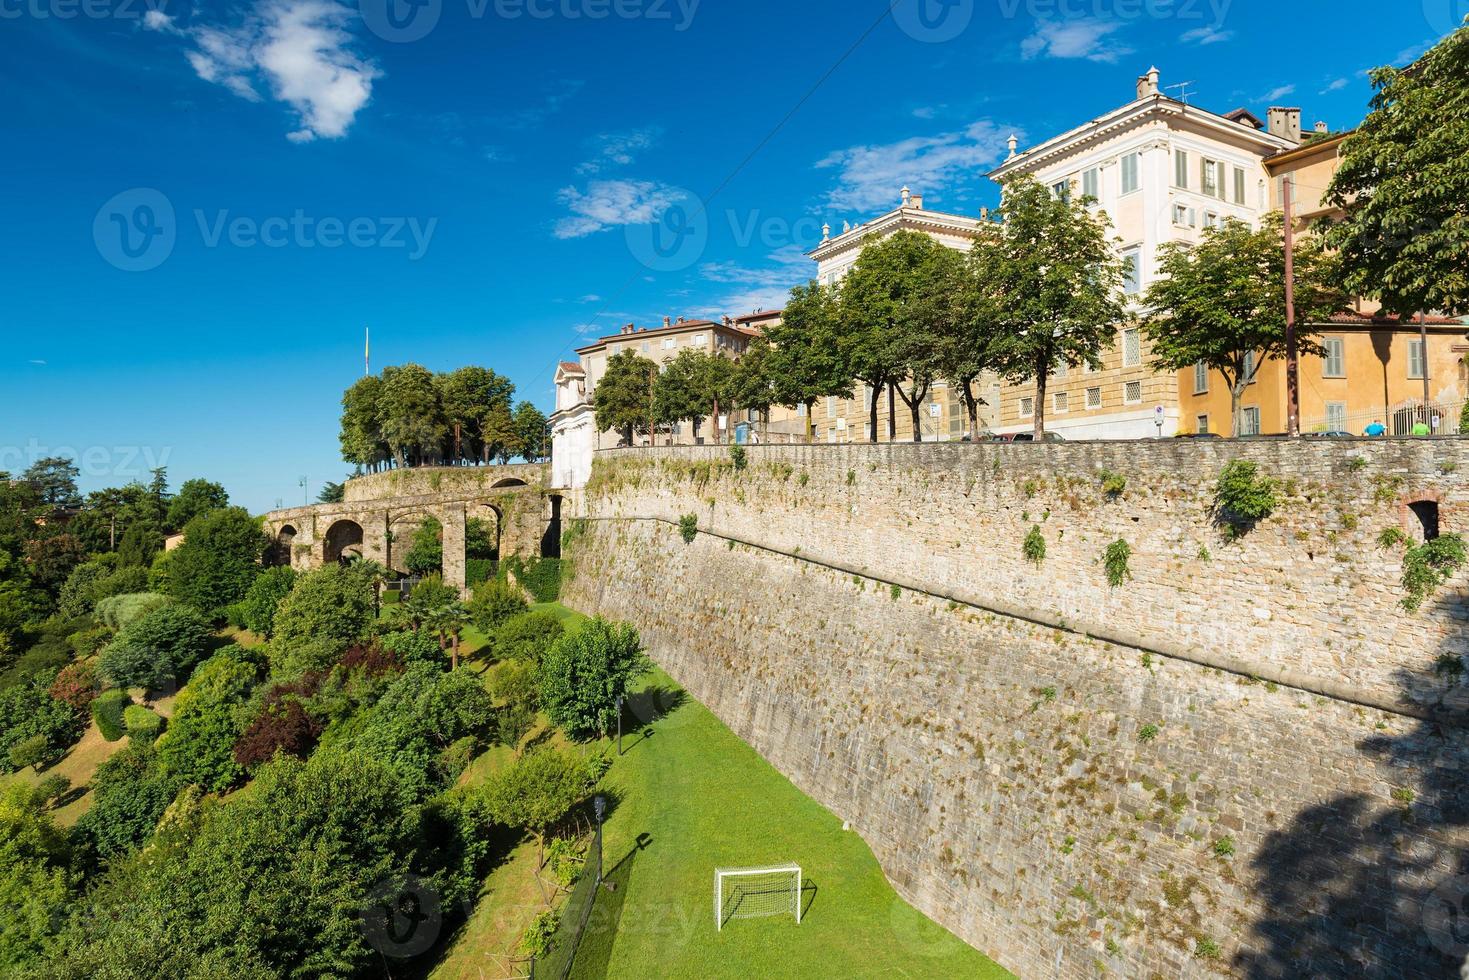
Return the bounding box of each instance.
[993,432,1067,443]
[1173,432,1223,439]
[1302,431,1354,438]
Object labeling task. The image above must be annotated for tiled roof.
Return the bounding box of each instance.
[558,361,584,374]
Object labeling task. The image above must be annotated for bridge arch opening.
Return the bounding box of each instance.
[541,494,563,558]
[271,524,297,567]
[386,511,440,575]
[323,519,364,565]
[490,477,528,489]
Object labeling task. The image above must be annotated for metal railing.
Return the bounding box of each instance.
[528,828,602,980]
[1301,397,1466,437]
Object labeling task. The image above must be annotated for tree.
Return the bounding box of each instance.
[421,601,471,670]
[156,650,258,792]
[271,564,376,652]
[537,617,648,740]
[99,602,215,690]
[729,338,776,433]
[466,579,528,634]
[377,364,448,467]
[316,481,345,504]
[945,230,1006,437]
[654,349,715,442]
[0,783,73,970]
[236,566,298,638]
[23,534,87,593]
[166,507,269,618]
[989,176,1127,439]
[592,350,660,446]
[513,401,549,461]
[116,521,163,569]
[1144,214,1344,435]
[20,457,81,510]
[1324,26,1469,318]
[165,479,228,531]
[765,282,851,440]
[436,366,516,465]
[839,231,966,442]
[340,374,389,472]
[402,517,444,575]
[481,402,517,465]
[479,746,585,868]
[492,610,564,665]
[0,680,79,775]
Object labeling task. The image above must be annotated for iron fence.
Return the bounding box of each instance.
[1301,397,1467,437]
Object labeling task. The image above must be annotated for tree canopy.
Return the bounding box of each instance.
[592,350,659,446]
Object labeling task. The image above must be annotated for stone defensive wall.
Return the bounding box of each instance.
[262,463,560,590]
[560,439,1469,978]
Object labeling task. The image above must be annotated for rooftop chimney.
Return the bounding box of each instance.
[663,316,672,328]
[909,193,924,209]
[1267,106,1302,144]
[1136,66,1160,100]
[1314,120,1329,134]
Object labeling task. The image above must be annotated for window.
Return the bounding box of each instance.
[1193,361,1209,394]
[1196,413,1210,434]
[641,342,650,353]
[1244,350,1257,383]
[1082,168,1099,199]
[663,338,675,349]
[826,396,837,417]
[1054,391,1068,413]
[692,334,705,346]
[1201,158,1218,197]
[1409,339,1427,379]
[1326,402,1347,432]
[1052,179,1071,203]
[1054,361,1068,380]
[1233,167,1246,205]
[1121,153,1140,194]
[1123,328,1141,367]
[1124,380,1143,404]
[796,402,807,417]
[1174,149,1189,188]
[1322,337,1345,378]
[1019,396,1034,417]
[1086,386,1102,409]
[1122,248,1141,295]
[1204,212,1219,229]
[1173,204,1191,226]
[1240,406,1261,436]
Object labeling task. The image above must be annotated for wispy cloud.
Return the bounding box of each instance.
[695,245,810,316]
[1180,25,1233,45]
[815,120,1012,214]
[576,127,662,175]
[27,360,47,366]
[554,179,681,239]
[1020,17,1132,64]
[495,79,584,130]
[1320,78,1349,94]
[1259,84,1297,102]
[145,0,378,142]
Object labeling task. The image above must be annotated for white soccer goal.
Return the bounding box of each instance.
[713,863,803,931]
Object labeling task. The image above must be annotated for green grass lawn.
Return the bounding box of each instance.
[571,665,1011,980]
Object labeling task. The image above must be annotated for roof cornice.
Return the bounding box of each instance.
[807,206,987,261]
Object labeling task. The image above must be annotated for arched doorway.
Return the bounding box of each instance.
[466,502,504,588]
[323,519,364,565]
[386,511,439,575]
[272,524,297,567]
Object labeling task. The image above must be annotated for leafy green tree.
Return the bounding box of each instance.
[57,556,119,618]
[654,349,716,442]
[116,521,163,569]
[70,742,179,864]
[729,337,776,430]
[393,574,460,632]
[989,175,1127,439]
[156,649,259,792]
[0,680,79,775]
[20,458,81,509]
[513,400,549,461]
[465,517,497,560]
[316,481,346,504]
[592,350,660,446]
[0,783,73,970]
[435,365,516,465]
[538,617,648,739]
[1324,26,1469,317]
[23,534,88,593]
[466,579,528,634]
[765,282,852,440]
[378,363,449,467]
[946,228,1006,436]
[1144,214,1343,436]
[271,564,376,652]
[99,602,215,690]
[340,374,389,472]
[237,566,298,638]
[839,231,965,442]
[165,479,228,531]
[492,610,565,665]
[481,403,518,465]
[354,663,496,803]
[166,507,268,618]
[479,746,586,867]
[421,601,471,670]
[402,517,444,575]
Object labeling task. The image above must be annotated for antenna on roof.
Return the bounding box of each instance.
[1165,81,1196,104]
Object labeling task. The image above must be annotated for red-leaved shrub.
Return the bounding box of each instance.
[232,690,324,769]
[49,662,99,718]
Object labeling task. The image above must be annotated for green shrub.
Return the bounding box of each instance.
[538,618,649,740]
[166,506,270,618]
[1401,534,1468,613]
[1137,723,1159,743]
[35,772,70,806]
[7,733,60,771]
[95,592,172,631]
[1212,836,1235,858]
[93,689,132,742]
[1377,527,1408,550]
[124,704,164,742]
[465,558,495,587]
[237,566,298,638]
[272,565,376,649]
[493,611,564,664]
[379,630,447,668]
[729,445,747,471]
[99,602,214,690]
[520,910,558,957]
[438,735,478,782]
[504,556,562,603]
[678,513,698,544]
[1022,525,1046,564]
[1099,470,1127,498]
[546,837,583,888]
[467,580,529,633]
[1103,539,1132,587]
[1215,460,1279,528]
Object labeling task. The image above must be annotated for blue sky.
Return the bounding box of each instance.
[0,0,1456,512]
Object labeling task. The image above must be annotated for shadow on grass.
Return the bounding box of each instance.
[618,686,687,754]
[568,833,651,980]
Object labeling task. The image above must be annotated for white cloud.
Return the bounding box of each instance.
[815,120,1012,213]
[1180,25,1233,45]
[1260,84,1297,102]
[1320,78,1349,93]
[145,1,378,142]
[1020,18,1132,63]
[576,127,662,175]
[696,245,810,316]
[554,179,681,239]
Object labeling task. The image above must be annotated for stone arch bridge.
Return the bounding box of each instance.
[262,463,561,593]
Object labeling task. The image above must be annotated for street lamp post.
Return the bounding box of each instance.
[593,794,606,885]
[615,695,623,756]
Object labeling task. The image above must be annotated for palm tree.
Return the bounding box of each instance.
[422,602,471,669]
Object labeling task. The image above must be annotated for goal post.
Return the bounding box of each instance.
[713,863,802,931]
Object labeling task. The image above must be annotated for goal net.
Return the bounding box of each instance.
[714,864,802,931]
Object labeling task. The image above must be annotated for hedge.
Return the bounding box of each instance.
[504,557,562,604]
[93,689,132,742]
[123,704,164,742]
[466,559,496,587]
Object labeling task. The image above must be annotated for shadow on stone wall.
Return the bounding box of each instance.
[1238,601,1469,979]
